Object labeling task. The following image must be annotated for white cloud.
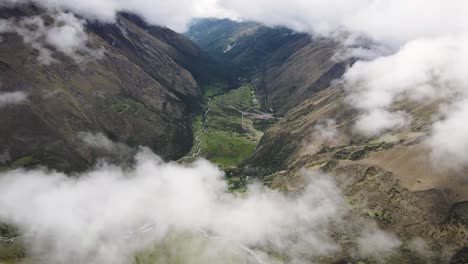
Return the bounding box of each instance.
[408,237,433,257]
[342,36,468,170]
[353,109,411,137]
[0,15,55,64]
[218,0,468,46]
[3,0,234,33]
[357,225,402,260]
[344,37,468,112]
[45,12,88,57]
[0,91,27,107]
[302,119,348,155]
[0,148,346,263]
[78,132,132,153]
[313,119,340,142]
[4,0,462,42]
[427,99,468,171]
[0,11,100,64]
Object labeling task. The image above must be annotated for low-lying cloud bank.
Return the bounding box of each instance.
[219,0,468,47]
[0,148,345,263]
[1,0,229,33]
[4,0,466,45]
[0,146,405,263]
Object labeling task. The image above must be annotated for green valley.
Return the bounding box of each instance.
[1,3,468,264]
[182,83,277,167]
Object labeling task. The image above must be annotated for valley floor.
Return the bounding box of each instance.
[180,83,277,167]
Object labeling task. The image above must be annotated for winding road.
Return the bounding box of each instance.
[192,98,211,158]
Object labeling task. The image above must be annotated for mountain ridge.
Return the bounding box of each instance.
[0,5,226,171]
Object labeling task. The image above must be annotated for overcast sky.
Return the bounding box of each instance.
[2,0,465,41]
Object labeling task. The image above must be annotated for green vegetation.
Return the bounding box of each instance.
[202,82,230,97]
[10,156,37,169]
[227,176,248,192]
[202,131,256,166]
[185,83,271,167]
[200,84,258,167]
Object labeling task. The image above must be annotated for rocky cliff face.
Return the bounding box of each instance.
[0,6,221,171]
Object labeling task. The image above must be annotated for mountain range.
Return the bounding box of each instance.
[0,4,467,264]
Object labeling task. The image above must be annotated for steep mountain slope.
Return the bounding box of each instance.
[187,19,300,78]
[189,19,468,263]
[187,19,347,115]
[0,6,222,171]
[112,14,231,87]
[248,84,468,262]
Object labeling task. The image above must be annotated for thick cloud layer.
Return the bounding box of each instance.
[0,148,349,263]
[219,0,468,46]
[4,0,466,44]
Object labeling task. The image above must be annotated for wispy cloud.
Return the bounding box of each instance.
[0,91,27,107]
[357,224,402,260]
[0,12,101,64]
